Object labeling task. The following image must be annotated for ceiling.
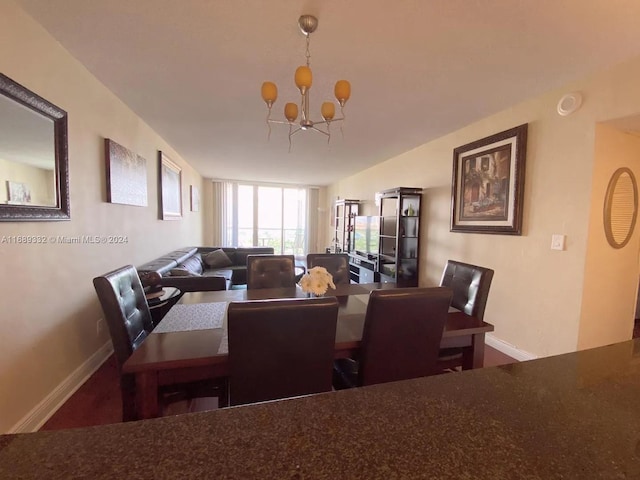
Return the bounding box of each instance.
[15,0,640,186]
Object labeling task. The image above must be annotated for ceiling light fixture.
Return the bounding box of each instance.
[261,15,351,151]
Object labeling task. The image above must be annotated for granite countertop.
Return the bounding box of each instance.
[1,339,640,479]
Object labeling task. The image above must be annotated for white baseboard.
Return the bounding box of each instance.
[10,341,113,433]
[486,333,537,362]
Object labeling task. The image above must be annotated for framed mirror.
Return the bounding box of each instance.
[0,73,69,221]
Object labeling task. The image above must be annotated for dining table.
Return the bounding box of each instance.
[123,282,494,419]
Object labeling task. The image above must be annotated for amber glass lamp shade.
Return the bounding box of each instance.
[284,102,299,122]
[321,102,335,121]
[294,66,313,93]
[261,82,278,106]
[334,80,351,106]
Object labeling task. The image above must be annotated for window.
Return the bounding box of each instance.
[223,182,308,255]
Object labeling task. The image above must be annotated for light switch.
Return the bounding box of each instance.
[551,234,566,251]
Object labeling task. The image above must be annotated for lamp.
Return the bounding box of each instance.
[261,15,351,150]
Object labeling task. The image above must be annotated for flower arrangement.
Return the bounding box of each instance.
[298,266,336,296]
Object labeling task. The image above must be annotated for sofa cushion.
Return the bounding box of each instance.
[137,258,178,277]
[204,269,233,281]
[169,247,199,265]
[169,268,201,277]
[179,256,204,275]
[203,249,233,268]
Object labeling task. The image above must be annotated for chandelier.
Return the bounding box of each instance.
[261,15,351,150]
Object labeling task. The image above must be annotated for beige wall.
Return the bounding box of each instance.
[0,2,205,432]
[328,55,640,359]
[578,125,640,349]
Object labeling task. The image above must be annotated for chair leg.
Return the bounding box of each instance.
[218,379,229,408]
[121,389,137,422]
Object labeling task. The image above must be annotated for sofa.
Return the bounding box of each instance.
[137,246,275,291]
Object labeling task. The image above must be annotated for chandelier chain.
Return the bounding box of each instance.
[305,35,311,67]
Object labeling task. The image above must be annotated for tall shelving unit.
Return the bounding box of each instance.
[333,199,359,253]
[377,187,422,287]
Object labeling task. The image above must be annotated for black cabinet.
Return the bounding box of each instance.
[377,187,422,287]
[333,199,359,253]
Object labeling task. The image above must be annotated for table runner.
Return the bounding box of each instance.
[153,302,226,333]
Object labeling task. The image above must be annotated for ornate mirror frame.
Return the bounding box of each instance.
[0,73,70,221]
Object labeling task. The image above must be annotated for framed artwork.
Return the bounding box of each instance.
[104,138,148,206]
[158,151,182,220]
[451,123,528,235]
[190,185,200,212]
[6,181,31,204]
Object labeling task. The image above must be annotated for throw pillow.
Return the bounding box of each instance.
[203,249,233,268]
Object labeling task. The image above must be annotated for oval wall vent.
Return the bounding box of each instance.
[603,167,638,249]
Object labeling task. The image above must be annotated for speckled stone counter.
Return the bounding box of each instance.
[2,339,640,479]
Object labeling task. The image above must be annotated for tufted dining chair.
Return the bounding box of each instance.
[437,260,494,371]
[333,287,453,389]
[306,253,351,285]
[246,254,297,289]
[93,265,223,421]
[227,296,339,406]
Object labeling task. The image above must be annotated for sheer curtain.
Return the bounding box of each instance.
[307,187,319,254]
[211,180,231,246]
[211,180,316,254]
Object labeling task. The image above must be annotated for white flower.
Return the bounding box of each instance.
[298,266,336,295]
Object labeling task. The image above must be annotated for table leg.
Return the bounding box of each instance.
[462,333,486,370]
[135,371,159,419]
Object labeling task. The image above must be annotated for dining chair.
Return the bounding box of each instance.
[437,260,494,371]
[93,265,224,421]
[227,296,339,406]
[333,287,453,389]
[246,254,297,289]
[306,253,351,285]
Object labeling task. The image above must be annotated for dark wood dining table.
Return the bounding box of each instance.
[123,283,494,419]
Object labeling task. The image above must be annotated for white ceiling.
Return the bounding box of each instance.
[15,0,640,186]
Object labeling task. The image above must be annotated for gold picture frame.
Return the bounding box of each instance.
[158,151,182,220]
[190,185,200,212]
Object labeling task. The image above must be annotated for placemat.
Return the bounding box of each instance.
[219,331,228,355]
[153,302,226,333]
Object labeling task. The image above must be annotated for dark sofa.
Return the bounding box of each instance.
[137,246,274,291]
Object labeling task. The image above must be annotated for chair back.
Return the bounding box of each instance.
[246,254,296,289]
[228,297,339,406]
[440,260,494,320]
[93,265,154,369]
[358,287,453,386]
[307,253,350,285]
